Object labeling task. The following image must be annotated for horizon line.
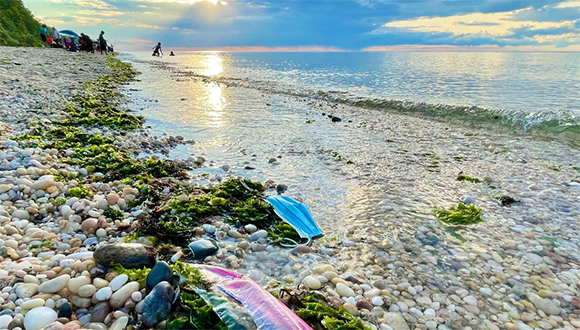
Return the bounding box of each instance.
[120,44,580,53]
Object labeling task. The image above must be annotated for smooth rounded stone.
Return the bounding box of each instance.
[21,298,45,310]
[109,274,129,291]
[68,276,91,294]
[44,322,65,330]
[106,193,119,205]
[77,284,97,298]
[336,283,355,297]
[93,243,156,268]
[372,296,384,306]
[302,276,322,290]
[313,264,336,274]
[295,245,311,254]
[110,281,139,309]
[146,262,173,292]
[463,295,477,306]
[39,275,70,293]
[0,184,10,194]
[31,176,54,191]
[202,224,216,234]
[527,293,560,315]
[343,303,359,316]
[23,307,57,330]
[131,291,142,302]
[0,314,13,330]
[356,300,373,311]
[69,294,91,308]
[105,316,128,330]
[383,312,410,330]
[479,288,493,296]
[141,281,174,327]
[188,239,219,260]
[8,316,24,330]
[92,278,109,289]
[90,302,110,323]
[58,303,72,318]
[459,195,475,205]
[23,275,40,285]
[80,219,98,233]
[94,287,112,301]
[425,320,437,329]
[14,283,39,299]
[248,230,268,241]
[244,224,257,233]
[416,296,432,306]
[96,228,107,238]
[88,323,107,330]
[12,210,29,220]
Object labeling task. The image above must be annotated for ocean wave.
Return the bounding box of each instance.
[169,68,580,148]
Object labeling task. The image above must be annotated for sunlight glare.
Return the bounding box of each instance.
[203,53,224,76]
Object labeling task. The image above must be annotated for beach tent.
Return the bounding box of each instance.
[59,30,80,44]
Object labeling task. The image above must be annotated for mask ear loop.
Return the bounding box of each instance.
[280,237,312,248]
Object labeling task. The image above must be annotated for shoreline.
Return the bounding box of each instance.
[0,47,375,330]
[0,47,579,330]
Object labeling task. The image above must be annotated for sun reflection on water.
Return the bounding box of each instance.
[203,52,224,76]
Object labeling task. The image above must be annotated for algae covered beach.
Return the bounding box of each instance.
[0,46,579,330]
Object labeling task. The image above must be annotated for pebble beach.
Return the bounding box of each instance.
[0,47,580,330]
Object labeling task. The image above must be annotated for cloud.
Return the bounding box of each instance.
[75,0,116,9]
[77,9,125,16]
[456,21,501,26]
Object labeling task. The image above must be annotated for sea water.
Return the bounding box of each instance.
[119,51,580,320]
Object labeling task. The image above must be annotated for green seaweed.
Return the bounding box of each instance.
[572,166,579,172]
[165,292,228,330]
[104,206,124,222]
[456,174,481,183]
[269,222,305,245]
[142,178,279,245]
[68,186,94,199]
[295,294,374,330]
[111,263,151,287]
[433,202,483,226]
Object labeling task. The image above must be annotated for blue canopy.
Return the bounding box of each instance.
[59,30,79,37]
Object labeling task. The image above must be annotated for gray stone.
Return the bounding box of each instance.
[14,283,38,299]
[384,312,410,330]
[93,243,156,268]
[188,239,218,260]
[141,281,174,327]
[90,302,111,323]
[146,262,173,292]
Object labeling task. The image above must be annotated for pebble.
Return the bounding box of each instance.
[336,283,355,297]
[23,307,57,330]
[94,287,112,301]
[38,275,70,293]
[110,281,139,308]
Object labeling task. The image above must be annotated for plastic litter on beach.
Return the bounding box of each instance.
[194,265,314,330]
[266,195,323,247]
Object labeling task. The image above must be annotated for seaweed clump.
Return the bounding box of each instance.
[456,174,481,183]
[292,293,374,330]
[433,202,483,226]
[165,261,228,330]
[140,178,279,245]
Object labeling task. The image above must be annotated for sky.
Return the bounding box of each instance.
[24,0,580,51]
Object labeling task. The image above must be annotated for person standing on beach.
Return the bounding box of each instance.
[39,24,48,47]
[52,27,60,45]
[82,33,94,53]
[98,31,107,55]
[152,42,163,56]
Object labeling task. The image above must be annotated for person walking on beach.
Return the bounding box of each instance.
[52,27,60,43]
[152,42,163,57]
[98,31,107,55]
[40,24,48,47]
[81,33,94,53]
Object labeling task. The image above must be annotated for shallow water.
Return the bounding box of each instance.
[119,51,580,325]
